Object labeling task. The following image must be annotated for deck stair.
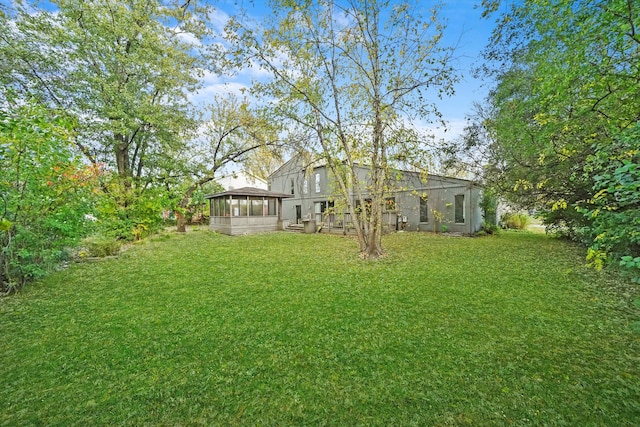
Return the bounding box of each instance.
[285,223,304,233]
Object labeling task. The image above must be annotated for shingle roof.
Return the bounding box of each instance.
[204,187,293,199]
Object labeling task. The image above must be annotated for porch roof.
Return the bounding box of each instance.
[205,186,293,199]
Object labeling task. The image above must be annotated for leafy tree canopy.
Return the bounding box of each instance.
[469,0,640,278]
[227,0,457,257]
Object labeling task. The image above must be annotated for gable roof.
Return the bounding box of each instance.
[204,186,293,199]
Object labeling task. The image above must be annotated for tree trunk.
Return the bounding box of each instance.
[114,133,131,179]
[176,211,187,233]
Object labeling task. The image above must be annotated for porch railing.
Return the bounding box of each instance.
[314,212,399,232]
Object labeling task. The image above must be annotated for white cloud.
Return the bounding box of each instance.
[172,26,202,47]
[190,80,250,105]
[209,8,231,33]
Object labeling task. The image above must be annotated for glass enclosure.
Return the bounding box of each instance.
[210,195,280,217]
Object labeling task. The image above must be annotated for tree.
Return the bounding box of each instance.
[174,95,284,232]
[0,99,99,293]
[243,144,286,182]
[228,0,456,258]
[579,125,640,282]
[472,0,640,271]
[0,0,215,236]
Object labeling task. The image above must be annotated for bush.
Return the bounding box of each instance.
[501,212,531,230]
[579,125,640,282]
[1,100,99,293]
[94,179,167,241]
[480,221,500,235]
[81,236,121,258]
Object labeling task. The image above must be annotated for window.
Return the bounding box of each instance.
[303,179,308,194]
[250,197,263,216]
[419,198,429,223]
[290,178,295,195]
[239,198,248,217]
[385,197,396,212]
[231,199,240,216]
[455,194,465,223]
[315,173,321,192]
[268,199,276,216]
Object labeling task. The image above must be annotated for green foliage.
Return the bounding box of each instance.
[479,189,499,225]
[0,100,98,292]
[578,125,640,281]
[478,0,640,216]
[431,209,447,233]
[80,236,121,258]
[1,0,217,241]
[0,232,638,424]
[476,0,640,277]
[501,212,531,230]
[94,178,168,241]
[480,221,500,235]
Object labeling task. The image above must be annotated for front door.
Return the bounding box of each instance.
[295,205,302,224]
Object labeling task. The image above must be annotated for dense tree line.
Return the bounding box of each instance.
[466,0,639,281]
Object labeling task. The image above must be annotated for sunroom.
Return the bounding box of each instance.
[205,187,292,236]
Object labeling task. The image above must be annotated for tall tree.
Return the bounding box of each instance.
[0,0,214,221]
[173,94,284,232]
[228,0,456,258]
[472,0,640,273]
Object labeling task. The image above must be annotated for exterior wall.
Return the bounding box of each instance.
[217,171,267,190]
[270,157,333,225]
[393,184,483,234]
[269,157,484,234]
[209,216,282,236]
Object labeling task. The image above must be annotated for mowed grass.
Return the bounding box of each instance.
[1,231,639,426]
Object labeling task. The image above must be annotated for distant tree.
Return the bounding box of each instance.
[228,0,456,258]
[174,95,284,232]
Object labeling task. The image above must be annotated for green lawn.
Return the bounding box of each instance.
[1,231,639,426]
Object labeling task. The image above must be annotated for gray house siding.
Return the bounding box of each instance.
[205,187,291,235]
[269,157,333,226]
[268,157,484,234]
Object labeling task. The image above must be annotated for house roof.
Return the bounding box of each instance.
[269,154,482,187]
[204,187,293,199]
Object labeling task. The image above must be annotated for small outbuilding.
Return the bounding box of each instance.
[205,187,292,236]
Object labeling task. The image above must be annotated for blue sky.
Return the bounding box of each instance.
[1,0,498,142]
[200,0,498,142]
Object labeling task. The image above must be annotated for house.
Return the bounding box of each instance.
[216,170,268,191]
[205,187,292,235]
[268,156,485,234]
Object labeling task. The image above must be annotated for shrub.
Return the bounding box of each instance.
[579,124,640,282]
[0,100,99,293]
[481,221,500,235]
[501,212,531,230]
[81,236,121,258]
